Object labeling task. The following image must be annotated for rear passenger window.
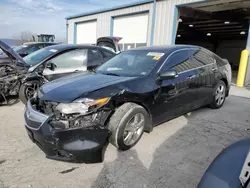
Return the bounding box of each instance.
[193,48,214,65]
[161,49,213,73]
[162,49,204,73]
[214,54,226,66]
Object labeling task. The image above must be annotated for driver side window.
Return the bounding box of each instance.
[48,49,87,69]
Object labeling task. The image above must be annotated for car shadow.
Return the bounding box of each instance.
[90,98,250,188]
[0,95,20,106]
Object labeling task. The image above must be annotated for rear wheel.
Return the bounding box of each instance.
[210,80,226,109]
[108,102,149,150]
[19,81,40,105]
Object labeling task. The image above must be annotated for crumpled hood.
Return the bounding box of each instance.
[40,72,135,102]
[0,40,27,66]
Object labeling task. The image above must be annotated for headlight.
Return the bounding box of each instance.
[56,97,110,115]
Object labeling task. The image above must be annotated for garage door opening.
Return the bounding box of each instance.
[174,1,250,84]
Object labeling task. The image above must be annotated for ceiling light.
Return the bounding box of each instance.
[224,21,230,24]
[207,33,211,36]
[189,24,193,27]
[178,18,182,22]
[177,34,181,37]
[240,31,246,35]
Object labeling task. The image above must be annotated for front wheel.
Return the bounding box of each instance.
[19,81,40,105]
[108,102,149,150]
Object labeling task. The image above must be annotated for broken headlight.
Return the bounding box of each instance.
[56,97,110,115]
[50,97,110,130]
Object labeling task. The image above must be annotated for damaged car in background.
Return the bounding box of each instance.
[0,40,30,104]
[24,45,231,163]
[0,42,57,65]
[0,37,120,105]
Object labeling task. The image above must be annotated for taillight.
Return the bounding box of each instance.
[114,37,122,43]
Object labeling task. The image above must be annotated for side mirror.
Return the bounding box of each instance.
[46,62,57,71]
[87,65,98,72]
[158,70,178,80]
[19,52,28,57]
[156,70,178,85]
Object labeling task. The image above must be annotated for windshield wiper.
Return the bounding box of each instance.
[102,72,120,76]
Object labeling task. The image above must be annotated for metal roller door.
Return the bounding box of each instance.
[113,13,149,50]
[76,21,97,44]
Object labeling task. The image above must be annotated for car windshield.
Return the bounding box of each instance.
[13,45,28,52]
[96,50,165,77]
[23,48,57,66]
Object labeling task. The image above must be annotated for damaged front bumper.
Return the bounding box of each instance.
[24,99,110,163]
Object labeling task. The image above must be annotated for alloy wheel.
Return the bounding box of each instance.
[123,113,145,146]
[25,83,39,99]
[215,84,225,106]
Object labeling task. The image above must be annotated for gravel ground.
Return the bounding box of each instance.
[0,94,250,188]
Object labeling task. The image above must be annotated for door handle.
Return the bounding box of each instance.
[74,70,80,72]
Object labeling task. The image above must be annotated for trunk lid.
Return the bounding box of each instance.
[96,37,122,54]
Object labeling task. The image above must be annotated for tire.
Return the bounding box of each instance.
[108,102,149,151]
[209,80,227,109]
[19,80,40,105]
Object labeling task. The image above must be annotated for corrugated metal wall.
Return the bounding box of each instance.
[153,0,201,45]
[67,3,153,44]
[67,0,204,45]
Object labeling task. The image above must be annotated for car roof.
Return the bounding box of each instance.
[23,42,58,45]
[44,44,115,52]
[130,45,199,53]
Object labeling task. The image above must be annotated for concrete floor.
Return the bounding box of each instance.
[0,86,250,188]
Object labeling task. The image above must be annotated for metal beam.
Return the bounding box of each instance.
[197,25,244,31]
[208,29,248,33]
[178,6,248,27]
[190,22,239,28]
[197,0,250,12]
[189,0,245,8]
[185,20,221,25]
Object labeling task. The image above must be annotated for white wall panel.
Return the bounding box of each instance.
[76,21,97,44]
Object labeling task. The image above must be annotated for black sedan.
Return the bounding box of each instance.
[24,45,232,163]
